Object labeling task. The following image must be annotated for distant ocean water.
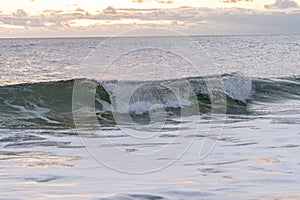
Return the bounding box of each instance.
[0,35,299,199]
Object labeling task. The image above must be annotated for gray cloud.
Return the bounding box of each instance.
[265,0,299,9]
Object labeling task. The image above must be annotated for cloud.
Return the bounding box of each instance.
[1,7,300,37]
[132,0,173,4]
[219,0,253,3]
[75,8,85,12]
[43,10,64,14]
[103,6,117,14]
[265,0,299,9]
[13,9,28,17]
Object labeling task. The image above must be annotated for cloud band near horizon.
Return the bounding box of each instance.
[0,2,300,37]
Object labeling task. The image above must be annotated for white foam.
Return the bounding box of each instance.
[100,73,252,115]
[223,73,252,103]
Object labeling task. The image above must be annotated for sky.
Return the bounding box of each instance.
[0,0,300,37]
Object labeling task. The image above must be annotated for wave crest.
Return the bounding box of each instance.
[0,73,299,128]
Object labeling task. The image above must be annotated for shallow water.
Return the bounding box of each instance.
[0,35,299,199]
[1,114,299,199]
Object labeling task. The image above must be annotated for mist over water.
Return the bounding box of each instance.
[0,35,299,199]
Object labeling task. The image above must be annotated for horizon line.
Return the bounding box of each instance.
[0,33,299,39]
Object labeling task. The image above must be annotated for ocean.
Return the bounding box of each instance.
[0,35,299,199]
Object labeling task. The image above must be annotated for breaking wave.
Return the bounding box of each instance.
[0,73,299,128]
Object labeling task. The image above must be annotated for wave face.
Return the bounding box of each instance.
[0,73,299,128]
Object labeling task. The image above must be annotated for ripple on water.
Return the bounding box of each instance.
[0,151,80,168]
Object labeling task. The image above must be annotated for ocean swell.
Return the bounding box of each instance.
[0,73,299,128]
